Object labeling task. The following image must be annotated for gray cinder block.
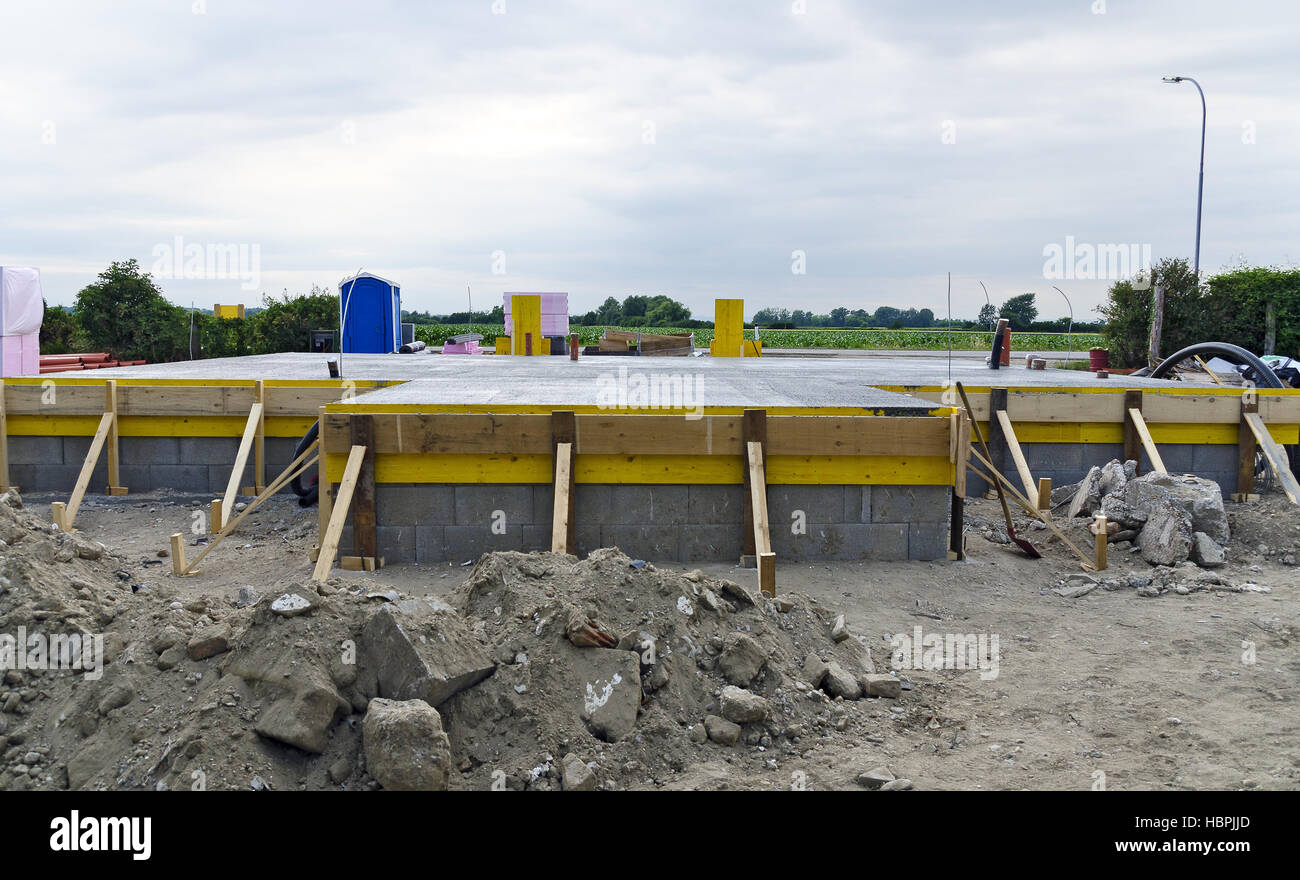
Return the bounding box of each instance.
[686,485,745,524]
[452,485,533,527]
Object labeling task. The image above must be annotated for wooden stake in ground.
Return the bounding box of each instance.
[170,533,190,576]
[1093,514,1108,571]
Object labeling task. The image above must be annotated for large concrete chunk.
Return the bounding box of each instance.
[361,599,496,707]
[1137,500,1193,567]
[362,698,452,791]
[719,685,769,723]
[574,647,641,741]
[1122,472,1229,544]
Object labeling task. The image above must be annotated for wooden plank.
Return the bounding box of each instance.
[1236,400,1258,500]
[576,415,741,456]
[758,552,776,597]
[313,445,367,581]
[742,409,766,558]
[994,409,1038,501]
[1094,514,1108,571]
[551,442,573,553]
[747,441,772,555]
[987,389,1008,488]
[52,411,113,531]
[552,411,576,554]
[350,415,377,560]
[948,493,964,561]
[254,380,266,493]
[318,407,331,549]
[210,499,223,534]
[767,416,948,457]
[1127,408,1167,473]
[1123,390,1143,472]
[104,380,126,495]
[1037,477,1052,511]
[0,379,8,491]
[952,411,970,499]
[220,402,263,527]
[1244,411,1300,504]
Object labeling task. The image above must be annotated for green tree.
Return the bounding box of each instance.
[74,259,188,361]
[39,301,86,355]
[248,286,339,353]
[596,297,621,324]
[998,293,1038,330]
[1098,257,1202,367]
[977,303,997,328]
[621,295,648,318]
[829,307,848,327]
[645,296,691,326]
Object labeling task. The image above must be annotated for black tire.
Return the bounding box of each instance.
[291,421,319,507]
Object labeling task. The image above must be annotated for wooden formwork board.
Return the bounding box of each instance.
[317,412,952,458]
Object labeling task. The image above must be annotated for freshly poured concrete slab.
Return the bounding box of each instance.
[86,351,1180,410]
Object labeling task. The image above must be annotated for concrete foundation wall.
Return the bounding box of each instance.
[967,441,1243,499]
[369,483,951,564]
[9,435,303,495]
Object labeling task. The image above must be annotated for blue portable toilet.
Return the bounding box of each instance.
[338,272,401,354]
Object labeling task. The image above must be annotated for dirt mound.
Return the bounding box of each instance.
[2,494,907,791]
[440,548,897,790]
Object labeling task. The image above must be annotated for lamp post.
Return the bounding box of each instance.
[1161,75,1206,279]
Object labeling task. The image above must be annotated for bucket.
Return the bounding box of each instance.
[1089,347,1109,370]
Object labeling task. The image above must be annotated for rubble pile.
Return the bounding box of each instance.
[1,496,906,791]
[1057,461,1232,568]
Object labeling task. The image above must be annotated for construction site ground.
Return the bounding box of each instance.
[39,485,1299,792]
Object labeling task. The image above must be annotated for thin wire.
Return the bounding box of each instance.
[946,272,952,384]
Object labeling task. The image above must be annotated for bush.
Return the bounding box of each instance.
[247,287,338,354]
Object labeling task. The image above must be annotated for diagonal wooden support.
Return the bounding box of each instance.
[1243,411,1300,505]
[551,441,574,553]
[217,401,263,531]
[994,408,1038,502]
[1127,407,1166,473]
[185,440,320,575]
[104,380,127,496]
[51,411,114,531]
[313,445,367,581]
[747,440,775,595]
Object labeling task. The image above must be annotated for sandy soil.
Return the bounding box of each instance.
[43,486,1300,791]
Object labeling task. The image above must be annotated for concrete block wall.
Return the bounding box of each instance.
[10,435,304,496]
[967,441,1243,499]
[372,482,951,564]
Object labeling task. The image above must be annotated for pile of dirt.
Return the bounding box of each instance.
[1,496,912,792]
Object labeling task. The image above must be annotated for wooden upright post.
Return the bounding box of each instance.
[350,414,378,563]
[253,380,266,494]
[551,411,577,554]
[1123,389,1143,473]
[104,380,127,495]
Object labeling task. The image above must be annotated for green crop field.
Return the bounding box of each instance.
[412,324,1103,352]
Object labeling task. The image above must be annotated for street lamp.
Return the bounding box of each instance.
[1161,75,1206,279]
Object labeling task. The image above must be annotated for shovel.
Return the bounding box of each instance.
[955,382,1041,559]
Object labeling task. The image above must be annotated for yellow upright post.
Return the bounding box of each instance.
[710,299,745,357]
[510,295,544,356]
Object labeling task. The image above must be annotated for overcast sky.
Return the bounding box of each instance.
[2,0,1296,322]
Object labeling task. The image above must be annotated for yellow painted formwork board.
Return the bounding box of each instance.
[712,299,745,357]
[509,295,546,356]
